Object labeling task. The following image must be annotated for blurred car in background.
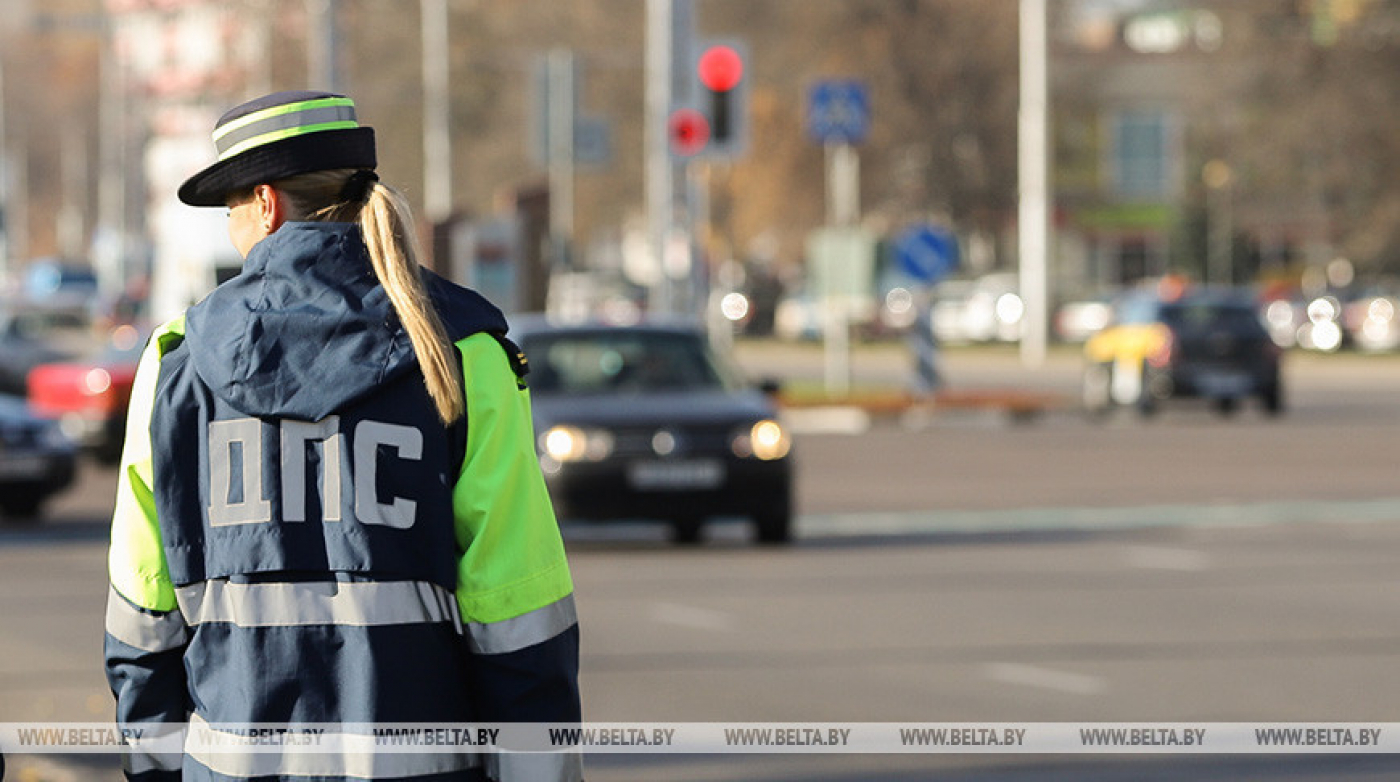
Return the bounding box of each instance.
[1260,285,1351,352]
[1054,291,1117,343]
[0,394,78,521]
[774,291,823,341]
[1260,291,1310,349]
[27,323,145,463]
[21,260,99,310]
[930,273,1024,344]
[1083,287,1283,417]
[0,303,97,397]
[1342,281,1400,352]
[515,318,794,544]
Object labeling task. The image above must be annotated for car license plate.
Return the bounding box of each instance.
[1198,371,1250,397]
[628,459,725,491]
[0,455,50,480]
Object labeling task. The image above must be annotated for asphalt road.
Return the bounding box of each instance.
[5,343,1400,781]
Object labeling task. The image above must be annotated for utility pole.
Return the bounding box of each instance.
[1018,0,1051,367]
[307,0,342,91]
[546,48,575,269]
[645,0,674,313]
[421,0,451,225]
[0,46,8,278]
[97,23,129,295]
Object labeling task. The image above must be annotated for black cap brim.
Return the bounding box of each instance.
[178,127,377,207]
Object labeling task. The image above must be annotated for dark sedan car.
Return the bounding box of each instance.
[1083,287,1283,417]
[515,318,793,544]
[0,394,78,520]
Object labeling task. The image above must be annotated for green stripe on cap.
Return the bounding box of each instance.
[213,96,358,160]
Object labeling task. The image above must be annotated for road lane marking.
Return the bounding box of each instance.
[649,601,738,633]
[985,662,1106,695]
[798,497,1400,539]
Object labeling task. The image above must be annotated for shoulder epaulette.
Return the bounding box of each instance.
[491,334,530,388]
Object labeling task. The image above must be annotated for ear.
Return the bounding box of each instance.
[253,184,287,234]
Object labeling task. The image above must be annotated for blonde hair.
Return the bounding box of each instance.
[273,169,464,424]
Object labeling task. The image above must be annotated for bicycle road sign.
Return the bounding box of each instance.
[807,80,870,145]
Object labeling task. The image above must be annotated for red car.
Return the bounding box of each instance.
[27,325,144,463]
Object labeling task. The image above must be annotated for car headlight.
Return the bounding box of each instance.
[732,419,791,461]
[540,425,614,462]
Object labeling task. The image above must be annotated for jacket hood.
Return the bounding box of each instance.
[184,222,507,420]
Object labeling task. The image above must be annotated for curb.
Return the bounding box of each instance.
[778,389,1076,433]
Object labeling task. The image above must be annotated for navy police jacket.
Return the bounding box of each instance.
[104,223,581,782]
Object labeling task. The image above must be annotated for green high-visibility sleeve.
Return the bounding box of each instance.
[108,316,186,613]
[452,332,574,625]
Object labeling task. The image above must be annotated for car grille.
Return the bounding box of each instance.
[610,425,731,458]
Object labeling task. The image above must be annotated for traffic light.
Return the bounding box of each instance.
[668,107,710,158]
[692,40,747,159]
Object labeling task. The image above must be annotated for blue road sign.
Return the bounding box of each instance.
[894,224,959,284]
[807,80,870,145]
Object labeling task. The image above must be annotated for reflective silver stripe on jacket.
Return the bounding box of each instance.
[187,714,482,779]
[175,579,461,631]
[120,722,185,775]
[465,593,578,655]
[487,748,584,782]
[105,586,190,653]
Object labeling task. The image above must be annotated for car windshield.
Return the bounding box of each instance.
[1160,302,1262,333]
[523,330,739,395]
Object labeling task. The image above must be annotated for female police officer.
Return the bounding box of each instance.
[103,91,581,781]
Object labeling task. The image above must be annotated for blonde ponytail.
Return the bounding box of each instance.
[276,169,465,424]
[358,182,465,424]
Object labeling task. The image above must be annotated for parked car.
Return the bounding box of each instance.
[1082,287,1283,417]
[0,394,78,520]
[514,318,794,544]
[27,324,145,463]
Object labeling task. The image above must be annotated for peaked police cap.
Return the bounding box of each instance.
[178,90,377,207]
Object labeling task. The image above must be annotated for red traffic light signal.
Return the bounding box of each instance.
[668,108,710,157]
[677,39,747,160]
[697,45,743,93]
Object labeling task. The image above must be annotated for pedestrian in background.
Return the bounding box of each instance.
[103,91,581,781]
